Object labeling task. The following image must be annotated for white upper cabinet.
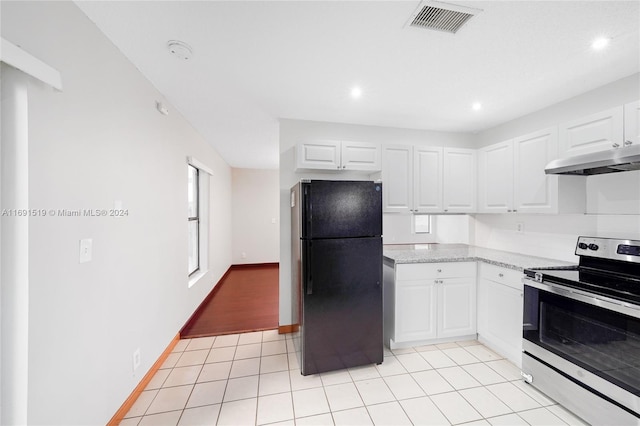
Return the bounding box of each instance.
[341,141,382,171]
[513,128,558,213]
[478,140,514,213]
[382,145,413,213]
[296,140,341,170]
[382,145,476,213]
[413,146,443,213]
[478,127,585,215]
[513,127,585,214]
[443,148,477,213]
[559,106,624,157]
[295,140,380,172]
[624,100,640,146]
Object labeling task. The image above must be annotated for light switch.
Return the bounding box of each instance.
[271,218,276,224]
[79,238,92,263]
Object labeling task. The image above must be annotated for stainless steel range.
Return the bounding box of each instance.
[523,236,640,426]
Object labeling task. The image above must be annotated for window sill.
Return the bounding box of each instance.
[188,269,207,288]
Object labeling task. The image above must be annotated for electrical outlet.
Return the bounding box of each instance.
[79,238,92,263]
[516,222,524,234]
[241,252,247,259]
[132,348,141,371]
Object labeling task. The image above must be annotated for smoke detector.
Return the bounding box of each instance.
[407,1,482,34]
[167,40,193,60]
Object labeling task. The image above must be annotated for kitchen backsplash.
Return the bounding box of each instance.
[473,213,640,263]
[383,214,472,245]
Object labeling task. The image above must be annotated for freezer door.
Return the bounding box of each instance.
[300,237,383,375]
[302,180,382,239]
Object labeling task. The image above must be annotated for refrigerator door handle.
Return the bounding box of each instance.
[306,241,313,295]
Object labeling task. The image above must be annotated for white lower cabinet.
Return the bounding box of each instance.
[438,277,476,339]
[395,280,437,342]
[477,263,524,367]
[385,262,476,348]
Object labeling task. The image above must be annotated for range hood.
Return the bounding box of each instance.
[545,144,640,175]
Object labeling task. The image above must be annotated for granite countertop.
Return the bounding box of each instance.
[383,243,575,271]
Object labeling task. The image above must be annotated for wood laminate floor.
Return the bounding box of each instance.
[181,264,279,338]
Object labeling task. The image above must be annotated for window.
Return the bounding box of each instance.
[187,157,212,284]
[414,214,431,234]
[187,165,199,275]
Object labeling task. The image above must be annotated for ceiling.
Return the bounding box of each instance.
[76,1,640,169]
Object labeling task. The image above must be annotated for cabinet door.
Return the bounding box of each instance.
[413,146,443,213]
[513,127,558,214]
[624,100,640,146]
[559,106,624,157]
[395,280,437,343]
[437,277,476,338]
[341,141,381,171]
[382,145,413,213]
[477,141,514,213]
[296,141,341,170]
[443,148,476,212]
[483,280,523,367]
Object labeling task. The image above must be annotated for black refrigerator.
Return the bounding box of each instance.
[291,180,383,376]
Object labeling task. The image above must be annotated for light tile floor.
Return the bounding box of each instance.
[122,330,589,425]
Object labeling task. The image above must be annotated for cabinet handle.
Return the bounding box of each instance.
[613,142,620,148]
[498,273,504,278]
[625,140,633,147]
[513,209,517,212]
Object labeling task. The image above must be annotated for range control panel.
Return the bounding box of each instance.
[576,236,640,263]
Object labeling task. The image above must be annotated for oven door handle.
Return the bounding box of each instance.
[523,277,640,319]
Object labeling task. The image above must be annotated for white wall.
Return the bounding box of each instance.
[1,2,232,425]
[278,118,475,326]
[232,168,280,264]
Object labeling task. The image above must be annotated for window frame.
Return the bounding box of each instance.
[413,214,432,234]
[188,164,200,276]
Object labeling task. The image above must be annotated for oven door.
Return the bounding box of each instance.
[523,278,640,416]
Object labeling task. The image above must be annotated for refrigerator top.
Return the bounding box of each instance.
[296,180,382,240]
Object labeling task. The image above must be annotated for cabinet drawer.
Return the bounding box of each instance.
[478,262,523,291]
[397,262,476,280]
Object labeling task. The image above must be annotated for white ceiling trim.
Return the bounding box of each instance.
[1,38,63,91]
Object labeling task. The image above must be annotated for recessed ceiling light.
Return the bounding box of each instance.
[591,36,610,51]
[350,87,362,99]
[472,102,482,111]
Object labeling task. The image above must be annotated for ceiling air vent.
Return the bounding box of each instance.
[407,1,482,34]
